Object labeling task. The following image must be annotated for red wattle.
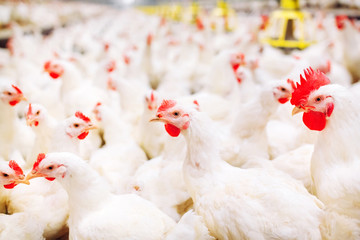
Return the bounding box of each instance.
[303,111,327,131]
[49,72,61,79]
[9,100,20,106]
[45,177,56,181]
[232,63,240,72]
[278,98,289,104]
[326,102,334,117]
[165,123,181,137]
[3,182,17,189]
[77,131,89,140]
[123,55,131,65]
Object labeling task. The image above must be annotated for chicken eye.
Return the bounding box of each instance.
[173,111,179,117]
[315,96,323,102]
[47,166,54,170]
[73,123,79,128]
[5,91,12,96]
[2,173,9,177]
[281,87,286,92]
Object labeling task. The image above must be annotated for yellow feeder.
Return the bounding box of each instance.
[211,0,236,32]
[190,1,201,24]
[136,6,157,15]
[263,0,315,50]
[169,4,183,22]
[181,1,203,26]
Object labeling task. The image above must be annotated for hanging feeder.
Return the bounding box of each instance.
[263,0,315,50]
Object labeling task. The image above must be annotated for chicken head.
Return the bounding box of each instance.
[26,153,66,182]
[0,160,29,189]
[26,103,48,127]
[291,67,333,131]
[272,79,295,104]
[0,84,27,106]
[44,60,64,79]
[65,112,97,140]
[150,99,191,137]
[230,52,246,72]
[145,90,159,111]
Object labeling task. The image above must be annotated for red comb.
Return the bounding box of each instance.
[9,160,23,175]
[107,77,116,91]
[75,111,91,123]
[193,100,200,111]
[259,15,269,30]
[196,17,205,31]
[123,55,130,65]
[106,60,116,72]
[290,68,330,106]
[27,103,33,116]
[158,99,176,113]
[335,15,347,30]
[147,34,153,46]
[96,102,102,107]
[44,61,51,70]
[287,79,296,90]
[150,91,155,102]
[104,42,110,52]
[11,85,22,94]
[33,153,46,171]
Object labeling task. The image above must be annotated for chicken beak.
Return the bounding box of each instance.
[150,113,165,122]
[25,171,41,181]
[26,116,35,126]
[13,174,30,185]
[21,96,28,102]
[149,117,161,122]
[292,106,305,116]
[85,124,98,131]
[292,105,315,115]
[15,179,30,185]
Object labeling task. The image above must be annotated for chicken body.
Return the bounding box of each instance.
[291,70,360,239]
[0,160,45,240]
[89,102,146,193]
[153,100,324,239]
[0,82,28,160]
[308,85,360,218]
[27,152,177,240]
[26,103,97,164]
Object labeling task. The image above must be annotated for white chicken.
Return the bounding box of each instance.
[130,123,190,221]
[203,50,245,103]
[43,58,111,116]
[26,152,175,240]
[219,78,295,167]
[3,3,360,240]
[151,99,325,239]
[335,15,360,82]
[0,160,44,240]
[25,103,57,166]
[0,82,29,160]
[135,90,166,159]
[106,73,150,125]
[6,176,69,239]
[132,91,192,220]
[291,67,360,238]
[89,102,147,193]
[26,104,97,166]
